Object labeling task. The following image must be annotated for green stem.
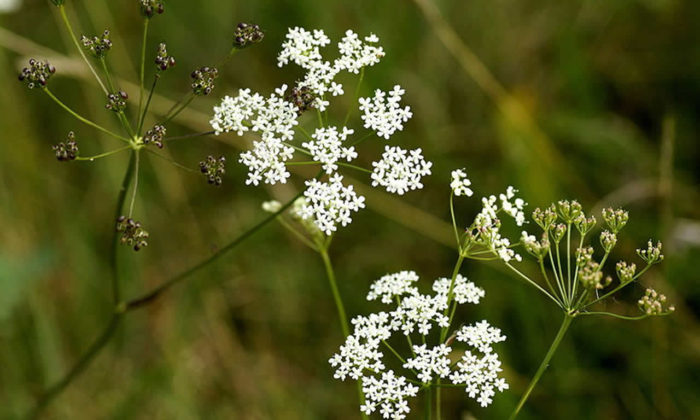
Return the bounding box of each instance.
[449,192,461,249]
[576,311,666,321]
[138,18,149,125]
[144,148,197,173]
[124,190,307,310]
[425,386,433,420]
[566,223,572,303]
[504,262,563,309]
[344,67,364,125]
[319,248,350,336]
[42,88,129,143]
[436,382,441,419]
[583,264,652,309]
[58,5,108,95]
[508,315,573,420]
[161,94,194,125]
[547,247,567,306]
[75,145,131,161]
[127,150,140,217]
[110,151,137,304]
[163,130,215,143]
[25,314,122,420]
[538,259,559,300]
[138,74,159,134]
[440,254,465,342]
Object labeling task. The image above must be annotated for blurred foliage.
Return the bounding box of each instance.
[0,0,699,419]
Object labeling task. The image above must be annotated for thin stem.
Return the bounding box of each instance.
[538,259,559,301]
[319,247,350,336]
[566,223,572,303]
[583,264,653,309]
[110,152,137,304]
[58,5,108,95]
[436,383,441,419]
[26,315,122,420]
[99,58,137,138]
[449,192,461,249]
[277,217,318,251]
[348,132,375,148]
[127,150,140,217]
[98,58,116,92]
[124,190,306,310]
[138,74,159,134]
[547,246,567,306]
[576,311,667,321]
[344,67,365,125]
[508,315,573,420]
[75,145,131,161]
[296,125,314,142]
[425,386,433,420]
[161,94,194,125]
[144,148,197,173]
[554,240,567,306]
[382,340,408,364]
[504,262,563,309]
[138,18,149,125]
[163,130,215,143]
[570,235,585,304]
[42,88,129,143]
[440,254,465,342]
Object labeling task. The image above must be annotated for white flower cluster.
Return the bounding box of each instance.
[359,85,413,140]
[371,146,432,195]
[303,126,357,174]
[451,168,473,197]
[298,174,366,235]
[278,27,384,111]
[329,271,508,419]
[212,86,298,185]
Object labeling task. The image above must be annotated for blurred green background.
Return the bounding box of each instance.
[1,0,699,418]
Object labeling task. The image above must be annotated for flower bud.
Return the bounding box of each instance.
[232,22,265,49]
[139,0,164,18]
[602,208,629,233]
[106,91,128,112]
[557,200,582,223]
[155,43,176,71]
[116,216,149,251]
[81,30,112,59]
[575,246,594,268]
[552,223,566,243]
[600,230,617,252]
[190,66,218,96]
[636,240,664,265]
[199,155,226,186]
[18,59,55,89]
[52,131,79,161]
[615,261,636,284]
[532,205,557,231]
[143,124,166,148]
[574,214,596,235]
[638,288,674,315]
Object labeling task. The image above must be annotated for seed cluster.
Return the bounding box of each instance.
[18,59,55,89]
[232,22,265,49]
[190,67,218,96]
[81,30,112,58]
[52,131,79,161]
[139,0,164,18]
[155,43,176,71]
[143,124,166,148]
[116,216,149,251]
[199,155,226,186]
[106,91,128,112]
[285,85,317,115]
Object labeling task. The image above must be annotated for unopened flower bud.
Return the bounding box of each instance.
[557,200,582,223]
[52,131,79,161]
[575,246,594,268]
[616,261,636,284]
[190,66,218,96]
[81,30,112,58]
[199,155,226,186]
[574,214,596,235]
[232,22,265,49]
[638,288,674,315]
[579,261,605,290]
[139,0,164,18]
[155,43,175,71]
[532,205,557,231]
[143,124,166,148]
[600,230,617,252]
[116,216,149,251]
[602,208,629,233]
[552,223,566,243]
[18,59,55,89]
[636,240,664,265]
[106,91,128,112]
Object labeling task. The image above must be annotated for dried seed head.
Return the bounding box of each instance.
[143,124,166,148]
[190,66,218,96]
[602,208,629,233]
[139,0,164,18]
[579,261,608,290]
[106,91,128,112]
[81,30,112,59]
[116,216,149,251]
[18,59,55,89]
[285,85,317,115]
[616,261,636,284]
[232,22,265,49]
[199,155,226,186]
[155,43,176,71]
[52,131,79,161]
[636,240,664,265]
[532,205,557,231]
[638,288,674,315]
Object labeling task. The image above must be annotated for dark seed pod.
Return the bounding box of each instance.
[285,85,317,115]
[52,131,79,161]
[232,22,265,49]
[116,216,150,251]
[190,66,218,96]
[18,59,55,89]
[139,0,165,18]
[81,30,112,59]
[199,155,226,186]
[143,124,166,148]
[106,91,128,112]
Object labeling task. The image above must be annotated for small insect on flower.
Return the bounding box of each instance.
[116,216,149,251]
[191,67,218,96]
[285,85,317,115]
[199,155,226,186]
[52,131,79,161]
[18,58,55,89]
[106,91,128,112]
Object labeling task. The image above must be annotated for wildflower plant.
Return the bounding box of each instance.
[447,168,674,419]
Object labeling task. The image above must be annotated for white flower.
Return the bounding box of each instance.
[359,85,412,140]
[403,344,452,383]
[500,186,526,226]
[432,274,485,304]
[360,371,418,420]
[302,126,357,174]
[367,271,420,304]
[298,174,366,235]
[371,146,432,195]
[450,351,508,407]
[277,27,331,69]
[455,320,507,354]
[336,30,385,74]
[451,168,473,197]
[394,292,449,336]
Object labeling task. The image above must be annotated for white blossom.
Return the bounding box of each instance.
[500,186,526,226]
[359,85,412,139]
[302,126,357,174]
[360,371,419,420]
[298,174,366,235]
[336,30,385,74]
[451,168,473,197]
[432,274,485,304]
[371,146,432,195]
[261,200,282,213]
[367,271,420,304]
[394,292,449,336]
[277,27,331,69]
[455,320,507,354]
[403,344,452,383]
